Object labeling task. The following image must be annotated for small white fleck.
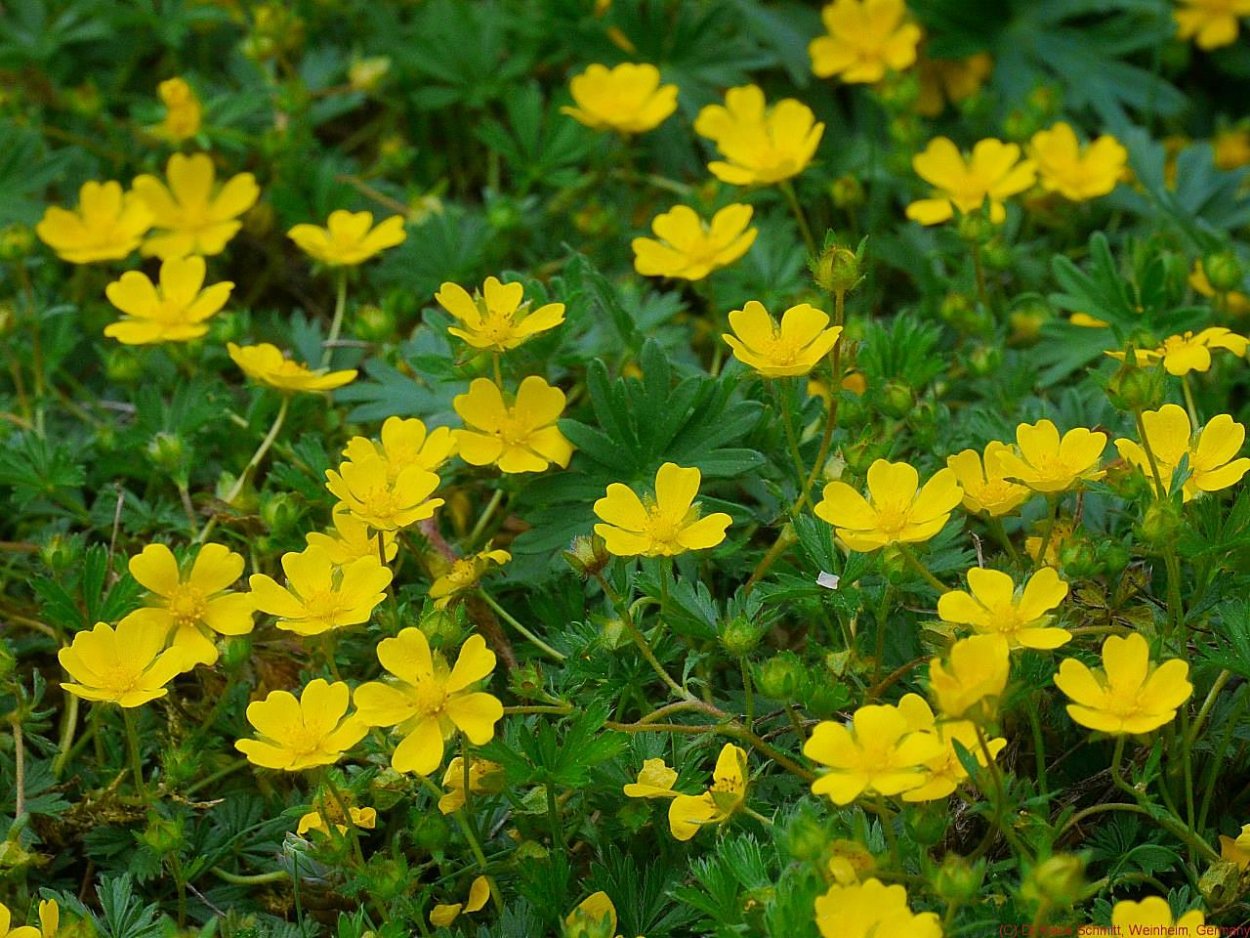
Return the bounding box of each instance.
[817,572,840,590]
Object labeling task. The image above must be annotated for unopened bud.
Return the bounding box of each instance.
[1203,251,1244,293]
[1021,854,1086,909]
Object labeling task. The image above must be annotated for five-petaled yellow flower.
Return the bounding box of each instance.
[436,276,566,352]
[593,462,732,557]
[946,441,1032,517]
[36,180,153,264]
[227,341,357,392]
[1029,123,1127,202]
[1116,404,1250,501]
[104,255,233,345]
[562,63,679,134]
[1055,632,1192,735]
[58,619,193,708]
[430,547,511,608]
[1108,327,1249,376]
[306,506,399,565]
[814,878,943,938]
[288,210,407,266]
[342,416,456,478]
[452,376,574,474]
[132,153,260,259]
[1174,0,1250,50]
[896,694,1006,802]
[632,204,757,281]
[906,137,1036,225]
[326,452,444,531]
[814,458,963,552]
[121,542,255,665]
[1112,896,1205,932]
[354,628,504,776]
[938,567,1072,650]
[248,544,393,636]
[804,702,944,804]
[808,0,922,85]
[994,419,1106,493]
[667,744,749,841]
[929,634,1011,721]
[155,77,202,142]
[722,301,842,377]
[236,678,367,770]
[694,85,824,186]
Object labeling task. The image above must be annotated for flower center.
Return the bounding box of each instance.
[304,590,346,623]
[495,413,530,447]
[167,584,207,626]
[871,501,912,538]
[413,679,449,717]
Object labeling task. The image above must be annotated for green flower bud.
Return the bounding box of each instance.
[1140,499,1185,547]
[140,812,185,854]
[966,344,1002,377]
[1203,251,1244,293]
[878,380,915,419]
[956,211,995,245]
[259,491,301,534]
[779,807,828,862]
[811,240,866,296]
[1199,859,1242,910]
[874,71,920,111]
[1057,539,1100,580]
[598,615,631,650]
[905,800,948,847]
[509,661,545,700]
[421,608,465,650]
[364,854,409,901]
[720,615,763,656]
[1098,542,1131,577]
[829,175,864,209]
[146,432,187,477]
[410,810,450,852]
[982,240,1013,270]
[104,348,145,384]
[1021,854,1086,909]
[754,652,805,701]
[0,224,34,261]
[563,534,610,578]
[940,292,991,335]
[354,304,396,343]
[1105,349,1166,412]
[932,855,985,904]
[220,634,252,671]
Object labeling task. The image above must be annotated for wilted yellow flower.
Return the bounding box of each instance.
[668,744,748,841]
[248,544,393,636]
[896,694,1006,802]
[227,342,357,393]
[435,276,566,352]
[1029,122,1127,202]
[946,441,1032,517]
[929,634,1011,720]
[1190,259,1250,314]
[1055,632,1192,735]
[722,301,842,377]
[814,877,943,938]
[1174,0,1250,49]
[1116,404,1250,500]
[994,419,1106,493]
[103,255,233,345]
[288,210,406,266]
[623,757,679,799]
[632,204,757,280]
[453,376,574,474]
[430,547,511,608]
[36,180,153,264]
[439,756,504,813]
[132,153,260,259]
[1111,896,1205,931]
[327,452,444,532]
[58,619,193,707]
[342,416,456,479]
[1109,327,1249,376]
[430,876,491,928]
[155,77,202,142]
[562,63,678,134]
[306,506,399,565]
[121,542,254,665]
[915,53,993,117]
[808,0,922,84]
[906,137,1036,225]
[694,85,824,186]
[814,459,962,552]
[354,629,503,776]
[297,801,376,837]
[1219,823,1250,870]
[236,679,367,770]
[804,703,943,804]
[938,567,1071,650]
[594,462,732,557]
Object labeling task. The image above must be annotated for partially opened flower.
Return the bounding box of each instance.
[632,204,757,281]
[562,63,678,134]
[132,153,260,259]
[623,757,679,799]
[937,567,1071,650]
[288,210,406,266]
[906,137,1036,225]
[439,756,504,813]
[354,629,503,776]
[722,301,842,377]
[58,619,193,708]
[155,77,202,142]
[297,798,376,837]
[594,462,732,557]
[1108,327,1249,376]
[668,744,748,841]
[814,459,963,552]
[694,85,824,186]
[453,376,574,474]
[946,441,1032,517]
[1029,123,1127,202]
[36,180,153,263]
[1111,896,1205,932]
[814,878,943,938]
[929,634,1011,720]
[104,255,233,345]
[342,416,456,477]
[429,547,511,608]
[1055,632,1192,734]
[1174,0,1250,50]
[994,419,1106,493]
[305,506,399,565]
[436,276,565,352]
[235,679,366,770]
[896,694,1006,802]
[121,542,255,665]
[430,876,491,928]
[228,342,357,393]
[808,0,922,84]
[1115,404,1250,501]
[326,452,444,531]
[248,544,392,636]
[803,703,944,804]
[1220,823,1250,870]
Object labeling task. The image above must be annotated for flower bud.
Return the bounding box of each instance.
[410,811,450,852]
[956,211,995,244]
[940,292,991,336]
[1199,860,1242,910]
[140,812,185,854]
[259,491,302,534]
[0,224,34,261]
[1098,542,1131,577]
[982,240,1013,270]
[1008,300,1050,345]
[564,535,610,578]
[966,344,1002,377]
[1021,854,1086,909]
[421,607,465,650]
[354,304,396,343]
[104,348,145,384]
[509,662,545,700]
[243,200,274,238]
[348,56,391,93]
[874,71,920,111]
[811,241,865,296]
[40,534,78,574]
[1140,499,1185,547]
[905,800,949,847]
[878,380,914,419]
[1105,349,1166,412]
[719,615,763,656]
[754,652,805,701]
[365,854,410,901]
[779,807,828,862]
[1057,539,1099,580]
[932,855,985,904]
[829,175,864,209]
[220,635,252,671]
[1203,251,1244,293]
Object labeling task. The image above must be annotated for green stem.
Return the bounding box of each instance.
[876,796,900,869]
[52,692,79,778]
[322,268,348,368]
[211,867,289,885]
[1034,496,1060,569]
[775,381,809,505]
[322,770,365,867]
[1181,374,1200,427]
[894,542,946,594]
[477,590,565,661]
[740,658,755,725]
[199,394,291,543]
[594,573,687,700]
[793,340,843,513]
[122,708,147,798]
[468,488,505,548]
[779,180,817,256]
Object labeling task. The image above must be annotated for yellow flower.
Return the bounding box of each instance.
[132,153,260,259]
[0,900,57,938]
[594,462,732,557]
[435,276,566,352]
[946,441,1032,517]
[342,416,456,479]
[813,878,943,938]
[227,342,357,393]
[814,459,963,552]
[430,875,491,928]
[929,634,1011,720]
[623,757,679,798]
[694,85,824,186]
[808,0,922,85]
[938,567,1071,650]
[632,204,757,281]
[562,63,678,134]
[429,548,511,608]
[452,376,574,474]
[803,702,944,804]
[354,629,503,776]
[348,56,391,93]
[36,180,153,264]
[327,452,444,532]
[1116,404,1250,501]
[1111,896,1205,932]
[1190,259,1250,314]
[103,255,233,345]
[235,679,367,771]
[994,419,1106,493]
[1174,0,1250,49]
[566,891,628,938]
[58,619,193,708]
[287,210,406,266]
[906,137,1036,225]
[722,301,843,377]
[155,77,202,142]
[915,52,993,117]
[305,506,399,565]
[438,756,504,813]
[120,542,254,666]
[1219,823,1250,870]
[248,544,393,636]
[1109,327,1250,376]
[1028,122,1127,202]
[668,744,748,841]
[1214,126,1250,169]
[1055,632,1192,735]
[297,801,376,837]
[896,694,1006,802]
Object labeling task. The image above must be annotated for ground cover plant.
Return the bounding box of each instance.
[7,0,1250,935]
